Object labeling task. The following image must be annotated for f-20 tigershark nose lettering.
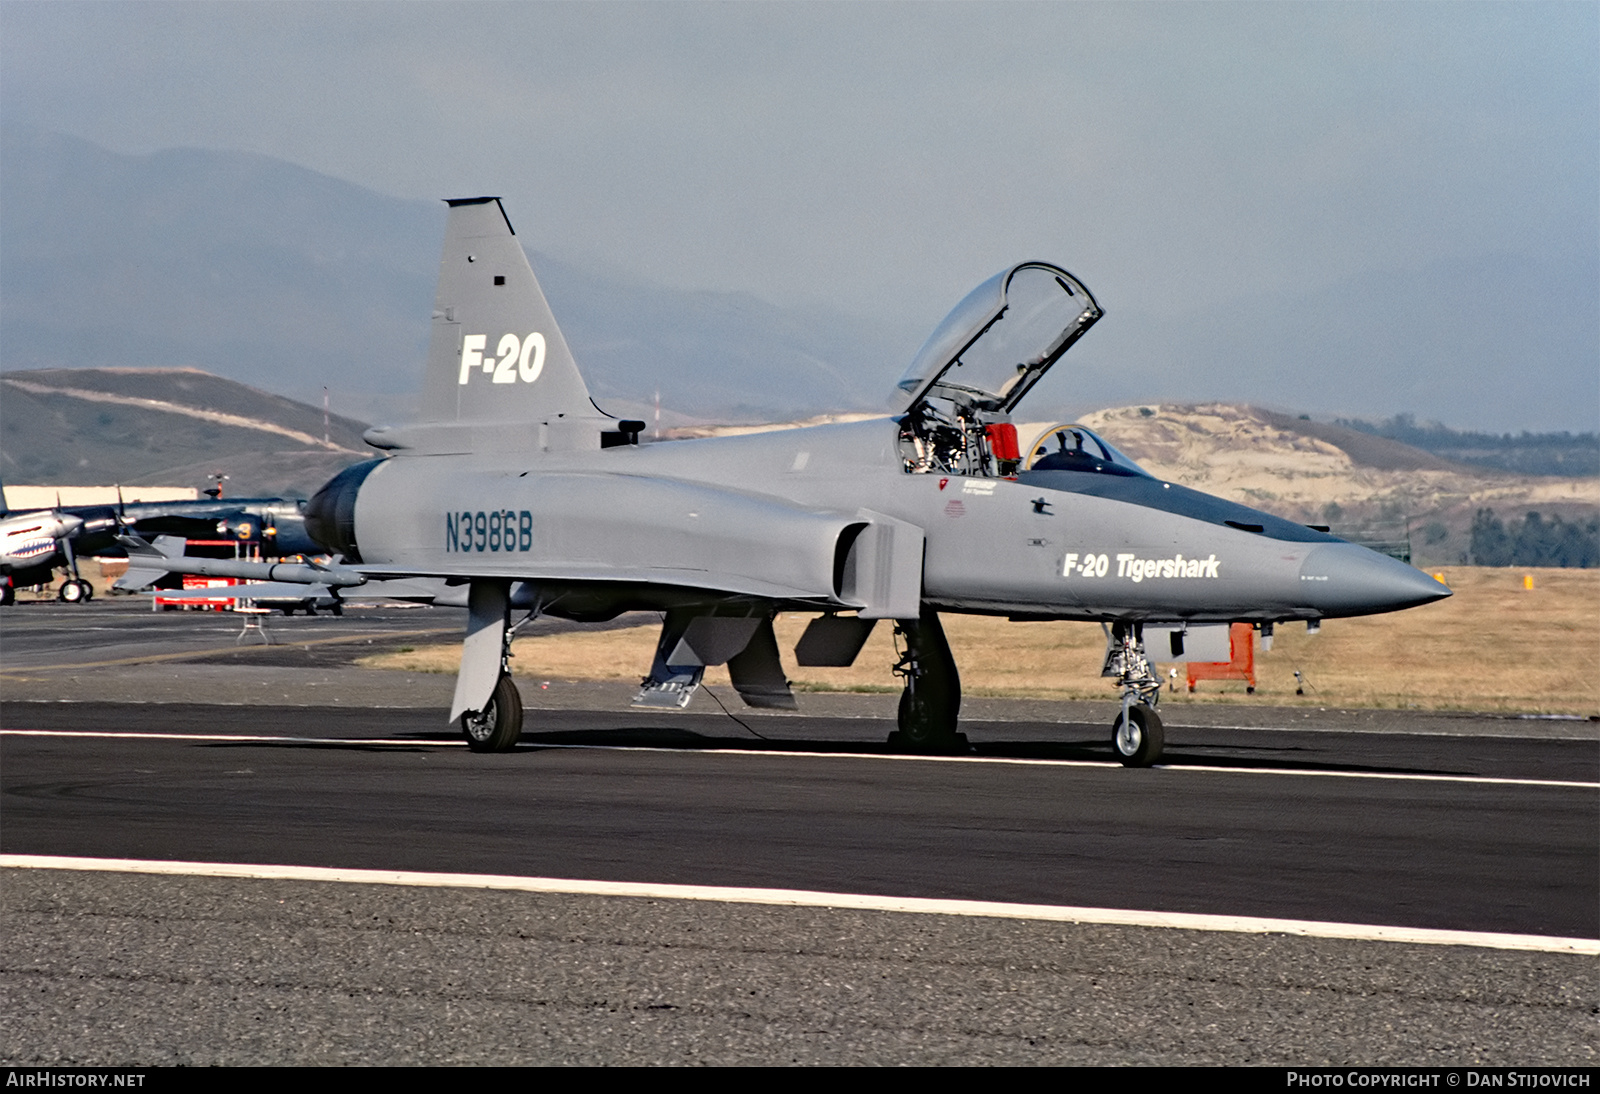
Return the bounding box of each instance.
[1117,552,1221,582]
[1061,551,1221,581]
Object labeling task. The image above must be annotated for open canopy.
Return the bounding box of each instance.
[894,263,1102,415]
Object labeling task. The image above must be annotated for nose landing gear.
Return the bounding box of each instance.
[1106,622,1164,767]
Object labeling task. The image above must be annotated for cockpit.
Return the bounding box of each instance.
[1024,424,1150,478]
[896,262,1104,478]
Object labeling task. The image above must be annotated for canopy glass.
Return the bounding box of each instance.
[894,263,1102,414]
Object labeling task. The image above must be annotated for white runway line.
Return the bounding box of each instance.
[4,854,1595,956]
[4,728,1595,789]
[535,742,1600,789]
[0,728,465,747]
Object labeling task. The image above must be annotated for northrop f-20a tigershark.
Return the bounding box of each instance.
[128,197,1450,765]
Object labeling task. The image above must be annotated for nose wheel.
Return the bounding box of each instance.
[1112,704,1164,767]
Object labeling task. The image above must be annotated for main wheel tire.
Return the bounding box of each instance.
[461,674,524,753]
[1112,705,1164,767]
[59,580,87,603]
[895,686,960,752]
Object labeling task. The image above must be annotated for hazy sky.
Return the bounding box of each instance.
[3,2,1596,430]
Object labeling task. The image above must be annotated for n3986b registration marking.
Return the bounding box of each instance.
[446,510,533,552]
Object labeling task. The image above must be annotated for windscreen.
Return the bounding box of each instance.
[1025,424,1151,478]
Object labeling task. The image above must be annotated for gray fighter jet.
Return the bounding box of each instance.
[128,197,1450,764]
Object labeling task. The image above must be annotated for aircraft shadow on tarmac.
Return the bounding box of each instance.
[197,723,1458,778]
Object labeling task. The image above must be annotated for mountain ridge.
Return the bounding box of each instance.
[0,123,906,425]
[0,367,370,497]
[5,123,1593,433]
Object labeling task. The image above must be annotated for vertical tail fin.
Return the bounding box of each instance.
[417,197,595,427]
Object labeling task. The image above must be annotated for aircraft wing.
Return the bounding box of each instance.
[115,531,869,607]
[142,564,830,607]
[350,563,839,605]
[128,560,844,609]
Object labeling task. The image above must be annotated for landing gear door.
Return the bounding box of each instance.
[893,263,1102,416]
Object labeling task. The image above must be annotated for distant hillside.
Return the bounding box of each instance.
[1076,404,1598,566]
[0,368,369,497]
[1331,414,1600,478]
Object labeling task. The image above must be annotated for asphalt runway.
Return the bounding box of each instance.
[4,699,1597,937]
[2,598,1596,1064]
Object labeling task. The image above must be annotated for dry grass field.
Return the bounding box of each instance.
[360,566,1598,715]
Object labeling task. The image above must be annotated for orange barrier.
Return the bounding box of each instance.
[1186,622,1256,694]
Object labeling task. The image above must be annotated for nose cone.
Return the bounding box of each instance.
[1298,544,1452,618]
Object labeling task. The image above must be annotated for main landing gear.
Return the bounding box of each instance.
[54,533,93,603]
[1105,622,1164,767]
[459,590,526,752]
[889,609,968,754]
[461,673,523,752]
